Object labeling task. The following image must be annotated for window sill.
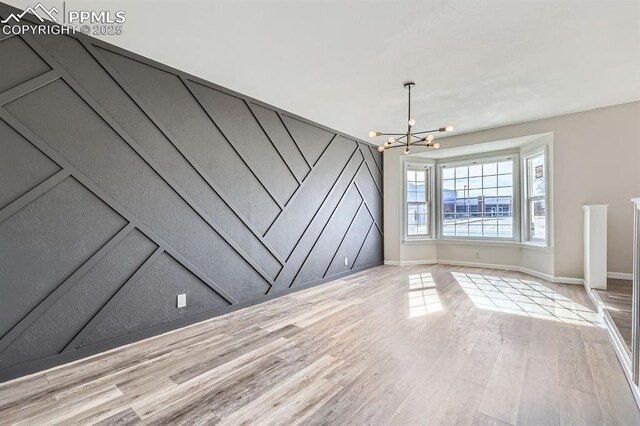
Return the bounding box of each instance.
[520,241,553,252]
[403,238,437,245]
[402,238,553,252]
[436,238,520,248]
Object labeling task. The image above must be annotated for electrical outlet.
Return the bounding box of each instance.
[474,252,480,259]
[177,293,186,308]
[344,257,348,266]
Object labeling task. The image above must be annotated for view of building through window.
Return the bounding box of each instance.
[406,169,429,236]
[441,160,514,238]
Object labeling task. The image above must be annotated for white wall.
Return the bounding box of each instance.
[383,101,640,279]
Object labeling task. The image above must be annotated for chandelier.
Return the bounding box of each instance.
[370,82,453,154]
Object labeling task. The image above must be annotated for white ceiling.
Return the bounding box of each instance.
[9,0,640,143]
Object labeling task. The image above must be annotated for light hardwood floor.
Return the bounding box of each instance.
[0,265,638,425]
[596,279,633,351]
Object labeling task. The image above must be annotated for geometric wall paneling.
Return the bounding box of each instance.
[272,149,365,291]
[33,34,283,279]
[0,36,50,93]
[280,114,335,166]
[352,224,383,269]
[325,203,375,278]
[292,185,363,286]
[354,165,383,232]
[367,144,383,176]
[93,45,281,234]
[4,77,271,303]
[0,176,127,338]
[0,229,157,369]
[0,118,61,209]
[359,142,383,193]
[78,252,231,348]
[265,136,358,260]
[0,0,382,381]
[248,103,311,183]
[185,80,299,206]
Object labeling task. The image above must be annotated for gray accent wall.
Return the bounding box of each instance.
[0,3,383,382]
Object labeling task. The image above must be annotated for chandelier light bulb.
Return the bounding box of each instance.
[368,131,380,138]
[445,125,454,132]
[408,118,416,127]
[388,137,396,144]
[404,146,410,155]
[377,145,385,152]
[426,134,435,142]
[433,142,440,149]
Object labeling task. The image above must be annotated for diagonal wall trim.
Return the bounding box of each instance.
[323,201,365,279]
[0,223,135,353]
[281,144,359,262]
[263,133,340,239]
[285,158,365,287]
[280,113,337,168]
[18,34,278,287]
[246,101,304,187]
[363,161,383,197]
[353,181,383,236]
[367,145,383,176]
[276,109,312,176]
[0,108,238,306]
[352,221,376,269]
[62,247,165,352]
[289,190,364,287]
[269,150,364,290]
[0,69,60,106]
[81,39,285,266]
[358,145,383,198]
[181,76,286,209]
[0,168,69,224]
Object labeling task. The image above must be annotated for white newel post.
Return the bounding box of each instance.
[583,205,608,290]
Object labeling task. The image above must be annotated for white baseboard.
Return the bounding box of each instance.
[437,259,583,285]
[607,271,633,280]
[384,258,583,285]
[384,260,437,267]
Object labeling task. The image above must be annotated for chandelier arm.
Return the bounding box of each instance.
[411,129,441,135]
[380,133,406,136]
[385,144,409,149]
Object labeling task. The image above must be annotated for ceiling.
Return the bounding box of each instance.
[8,0,640,143]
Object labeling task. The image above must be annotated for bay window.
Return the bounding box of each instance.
[440,157,515,240]
[402,145,550,245]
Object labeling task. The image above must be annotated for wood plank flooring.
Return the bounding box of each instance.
[595,279,632,350]
[0,265,638,425]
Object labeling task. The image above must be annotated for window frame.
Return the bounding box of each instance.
[521,145,549,245]
[403,161,435,241]
[436,154,520,242]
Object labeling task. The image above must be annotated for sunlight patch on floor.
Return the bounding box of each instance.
[452,272,598,326]
[408,273,443,318]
